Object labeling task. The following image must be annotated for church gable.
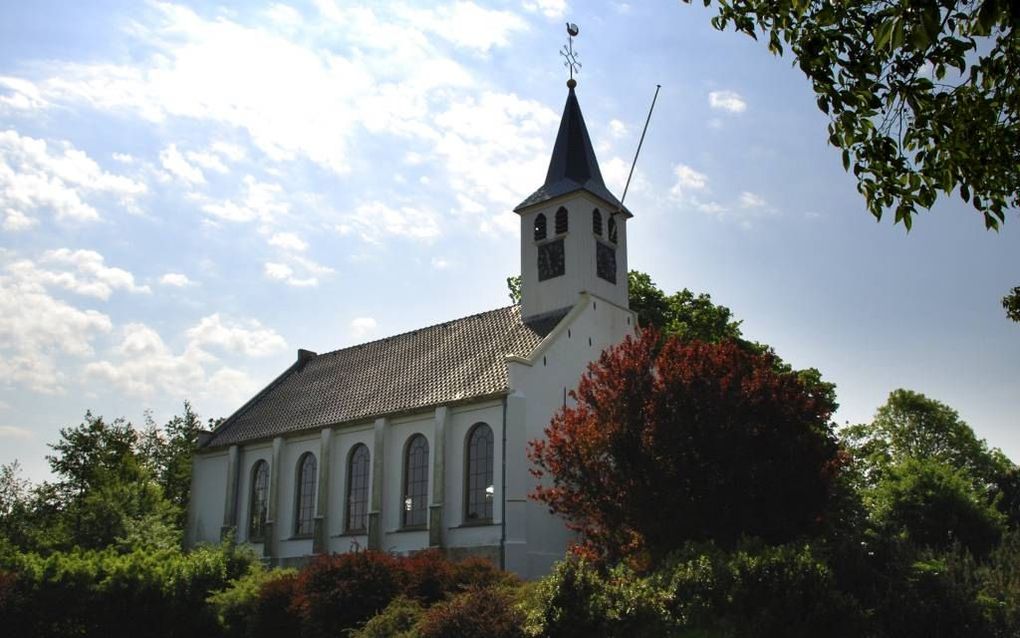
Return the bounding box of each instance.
[202,305,566,448]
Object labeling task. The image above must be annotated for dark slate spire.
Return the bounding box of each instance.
[514,82,630,215]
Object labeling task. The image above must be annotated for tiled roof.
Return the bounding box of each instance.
[202,305,564,448]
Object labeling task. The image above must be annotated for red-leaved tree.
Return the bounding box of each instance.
[529,330,844,565]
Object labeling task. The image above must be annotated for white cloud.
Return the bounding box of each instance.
[0,76,47,111]
[186,149,229,174]
[160,272,193,287]
[337,201,441,244]
[431,256,450,270]
[111,152,134,164]
[268,232,308,252]
[609,119,627,138]
[0,425,33,441]
[0,129,146,225]
[159,144,205,185]
[708,90,747,113]
[739,191,766,208]
[0,254,114,393]
[201,175,289,224]
[350,316,378,339]
[85,314,279,402]
[431,92,559,225]
[670,163,709,199]
[522,0,568,19]
[35,248,150,299]
[263,260,324,287]
[404,2,528,52]
[3,208,36,231]
[211,141,246,162]
[186,313,287,357]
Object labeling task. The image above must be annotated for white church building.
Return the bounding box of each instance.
[186,78,638,579]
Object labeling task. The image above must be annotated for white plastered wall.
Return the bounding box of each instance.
[187,451,228,546]
[505,292,636,579]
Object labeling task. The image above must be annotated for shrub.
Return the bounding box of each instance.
[0,542,255,638]
[207,564,299,638]
[402,549,455,604]
[418,586,525,638]
[450,555,519,591]
[351,596,423,638]
[292,550,404,637]
[522,558,669,638]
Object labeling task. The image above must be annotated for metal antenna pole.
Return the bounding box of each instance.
[621,84,661,205]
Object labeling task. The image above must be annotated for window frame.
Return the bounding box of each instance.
[402,434,430,529]
[293,452,317,538]
[247,460,269,542]
[464,423,495,524]
[344,444,370,534]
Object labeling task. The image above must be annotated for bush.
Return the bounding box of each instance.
[522,558,670,638]
[523,543,863,638]
[350,596,423,638]
[0,542,255,638]
[292,550,404,637]
[402,549,455,604]
[450,555,520,591]
[207,564,299,638]
[418,586,525,638]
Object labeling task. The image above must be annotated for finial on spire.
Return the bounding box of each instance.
[560,22,581,86]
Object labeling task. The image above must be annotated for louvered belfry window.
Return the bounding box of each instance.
[592,208,602,235]
[555,206,568,234]
[403,435,429,527]
[465,423,494,522]
[345,444,370,533]
[534,213,547,241]
[294,452,317,536]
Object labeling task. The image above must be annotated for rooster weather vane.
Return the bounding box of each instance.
[560,22,581,84]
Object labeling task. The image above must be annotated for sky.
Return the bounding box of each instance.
[1,0,1017,484]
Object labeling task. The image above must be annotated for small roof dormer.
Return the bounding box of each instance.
[514,80,632,217]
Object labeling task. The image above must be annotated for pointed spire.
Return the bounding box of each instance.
[514,83,630,215]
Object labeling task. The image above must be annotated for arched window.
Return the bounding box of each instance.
[555,207,569,234]
[345,444,370,533]
[608,216,618,243]
[592,208,602,235]
[294,452,317,537]
[248,460,269,542]
[465,423,494,522]
[533,213,547,241]
[403,435,429,527]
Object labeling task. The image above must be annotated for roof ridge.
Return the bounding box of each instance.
[313,304,521,359]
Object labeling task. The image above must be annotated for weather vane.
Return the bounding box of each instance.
[560,22,581,85]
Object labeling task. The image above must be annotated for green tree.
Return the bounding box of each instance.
[843,389,1014,491]
[692,0,1019,230]
[37,412,178,551]
[1004,286,1020,322]
[870,457,1005,556]
[843,389,1019,553]
[138,402,202,527]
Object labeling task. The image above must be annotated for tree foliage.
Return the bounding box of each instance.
[529,329,843,565]
[0,404,205,553]
[1004,286,1020,322]
[842,389,1019,554]
[694,0,1020,230]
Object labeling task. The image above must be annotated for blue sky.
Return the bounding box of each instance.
[1,0,1017,483]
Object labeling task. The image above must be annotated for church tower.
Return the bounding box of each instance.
[514,79,632,321]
